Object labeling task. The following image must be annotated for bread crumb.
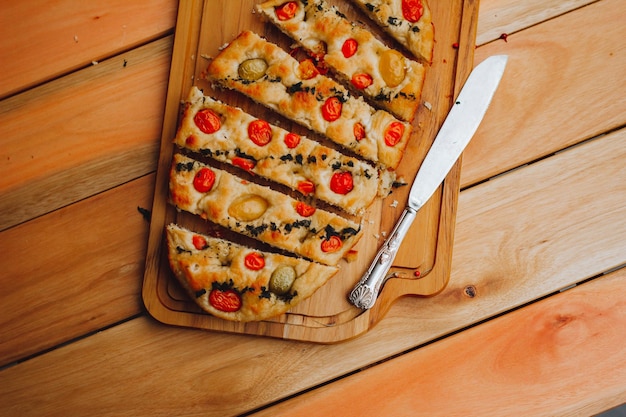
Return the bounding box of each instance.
[390,199,398,208]
[423,101,432,111]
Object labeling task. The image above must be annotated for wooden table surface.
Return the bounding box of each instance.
[1,0,624,415]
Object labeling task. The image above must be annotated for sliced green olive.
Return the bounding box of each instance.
[238,58,268,81]
[228,194,268,222]
[269,265,297,295]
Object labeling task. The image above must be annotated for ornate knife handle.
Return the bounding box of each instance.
[349,206,418,309]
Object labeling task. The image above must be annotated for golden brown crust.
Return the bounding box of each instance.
[169,153,363,266]
[166,223,338,322]
[256,0,426,122]
[174,86,389,215]
[350,0,435,64]
[205,30,412,169]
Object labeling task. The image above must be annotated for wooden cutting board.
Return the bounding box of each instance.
[143,0,478,342]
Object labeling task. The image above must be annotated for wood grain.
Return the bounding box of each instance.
[476,0,595,45]
[0,175,154,367]
[462,0,626,187]
[1,128,623,415]
[0,37,172,231]
[0,0,177,98]
[250,269,626,417]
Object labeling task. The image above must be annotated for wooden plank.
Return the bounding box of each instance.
[0,175,154,367]
[250,268,626,417]
[476,0,595,45]
[1,128,623,415]
[0,37,173,231]
[462,0,626,187]
[0,0,177,98]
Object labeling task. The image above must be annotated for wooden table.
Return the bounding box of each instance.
[1,0,624,415]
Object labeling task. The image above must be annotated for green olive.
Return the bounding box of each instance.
[238,58,268,81]
[269,265,297,295]
[228,194,268,222]
[379,50,406,87]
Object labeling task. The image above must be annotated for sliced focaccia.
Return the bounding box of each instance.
[166,223,338,322]
[175,86,394,215]
[349,0,434,64]
[169,153,363,266]
[205,30,412,170]
[256,0,426,122]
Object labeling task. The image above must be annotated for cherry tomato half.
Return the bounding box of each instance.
[384,121,405,147]
[209,289,242,312]
[353,122,366,141]
[321,97,342,122]
[275,1,297,21]
[284,132,301,148]
[297,58,319,80]
[295,201,316,217]
[321,235,343,253]
[194,109,221,134]
[351,73,373,90]
[192,234,207,250]
[402,0,424,22]
[248,119,272,146]
[330,171,354,195]
[342,38,358,58]
[244,252,265,270]
[297,179,316,195]
[232,157,256,171]
[193,167,216,193]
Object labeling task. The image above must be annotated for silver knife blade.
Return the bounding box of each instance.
[349,55,508,310]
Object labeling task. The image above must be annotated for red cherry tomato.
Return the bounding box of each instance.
[402,0,424,22]
[321,97,342,122]
[232,157,256,171]
[192,234,207,250]
[193,167,216,192]
[353,122,366,141]
[244,252,265,270]
[342,38,358,58]
[209,289,242,312]
[351,73,373,89]
[248,119,272,146]
[321,235,343,253]
[194,109,221,134]
[284,132,301,148]
[295,201,316,217]
[330,171,354,195]
[297,179,316,195]
[275,1,297,21]
[384,121,405,147]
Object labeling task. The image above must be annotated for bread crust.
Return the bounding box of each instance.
[349,0,435,64]
[206,30,412,169]
[166,223,338,322]
[175,86,390,215]
[256,0,426,122]
[169,153,363,266]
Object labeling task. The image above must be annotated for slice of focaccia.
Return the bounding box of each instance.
[175,86,394,215]
[169,153,363,266]
[166,223,338,322]
[349,0,434,64]
[205,30,412,170]
[256,0,426,122]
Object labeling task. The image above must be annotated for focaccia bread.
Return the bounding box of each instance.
[205,30,412,170]
[169,153,363,266]
[256,0,426,122]
[166,223,338,322]
[349,0,434,64]
[175,86,394,215]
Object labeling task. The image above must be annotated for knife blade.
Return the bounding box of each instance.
[348,55,508,310]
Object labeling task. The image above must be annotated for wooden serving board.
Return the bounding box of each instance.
[143,0,479,342]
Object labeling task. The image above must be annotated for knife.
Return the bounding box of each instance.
[348,55,508,310]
